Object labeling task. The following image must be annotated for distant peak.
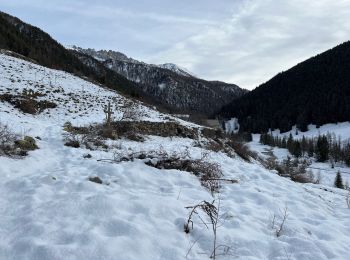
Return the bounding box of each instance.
[157,63,195,78]
[67,46,140,64]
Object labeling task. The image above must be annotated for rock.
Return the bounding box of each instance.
[64,140,80,148]
[88,176,103,184]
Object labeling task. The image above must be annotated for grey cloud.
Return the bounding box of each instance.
[0,0,349,89]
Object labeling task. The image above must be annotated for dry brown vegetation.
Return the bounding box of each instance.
[0,92,57,114]
[0,122,38,156]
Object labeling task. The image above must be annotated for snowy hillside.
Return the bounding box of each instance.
[0,53,174,127]
[272,123,350,144]
[0,53,350,260]
[249,134,350,188]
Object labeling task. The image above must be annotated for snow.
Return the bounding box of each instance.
[272,123,350,144]
[158,83,166,90]
[250,123,350,188]
[0,54,196,128]
[158,63,195,78]
[225,118,239,134]
[0,54,350,259]
[249,134,350,188]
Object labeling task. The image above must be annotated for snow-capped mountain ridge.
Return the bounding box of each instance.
[157,63,195,77]
[69,45,141,64]
[71,46,247,115]
[69,46,195,77]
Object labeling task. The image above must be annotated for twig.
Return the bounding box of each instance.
[177,187,183,200]
[276,207,288,237]
[186,236,201,259]
[205,178,238,183]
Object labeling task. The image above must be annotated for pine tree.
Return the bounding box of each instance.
[292,141,302,158]
[334,171,344,189]
[301,136,307,156]
[287,133,293,152]
[316,135,329,162]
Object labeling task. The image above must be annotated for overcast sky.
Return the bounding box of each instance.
[1,0,350,89]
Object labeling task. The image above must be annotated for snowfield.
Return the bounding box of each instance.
[0,54,350,260]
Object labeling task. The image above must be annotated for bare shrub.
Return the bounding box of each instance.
[205,140,224,153]
[15,99,37,114]
[125,131,145,142]
[227,140,257,162]
[103,147,234,194]
[1,93,56,114]
[314,171,322,184]
[64,139,80,148]
[346,191,350,209]
[99,127,118,140]
[63,121,136,149]
[266,157,316,184]
[184,199,232,259]
[201,128,224,140]
[271,207,288,237]
[291,170,315,184]
[146,155,223,194]
[0,123,17,155]
[0,123,17,148]
[120,101,145,121]
[184,200,217,233]
[62,123,103,149]
[185,200,219,258]
[264,156,279,170]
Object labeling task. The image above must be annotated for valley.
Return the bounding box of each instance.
[0,6,350,260]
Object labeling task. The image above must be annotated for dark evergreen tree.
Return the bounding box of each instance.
[334,171,344,189]
[316,136,329,162]
[287,134,294,152]
[296,113,308,132]
[220,40,350,133]
[292,141,302,158]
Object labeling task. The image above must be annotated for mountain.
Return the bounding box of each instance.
[0,11,140,97]
[0,10,246,116]
[157,63,195,78]
[1,52,349,260]
[70,46,247,115]
[220,41,350,133]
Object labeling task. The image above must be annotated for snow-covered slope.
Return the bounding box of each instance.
[0,54,349,260]
[272,123,350,144]
[249,134,350,188]
[0,53,177,127]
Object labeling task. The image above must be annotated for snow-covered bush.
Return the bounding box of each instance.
[0,122,17,149]
[109,147,224,194]
[0,122,38,156]
[15,136,38,151]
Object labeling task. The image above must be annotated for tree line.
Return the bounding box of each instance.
[219,40,350,133]
[260,132,350,166]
